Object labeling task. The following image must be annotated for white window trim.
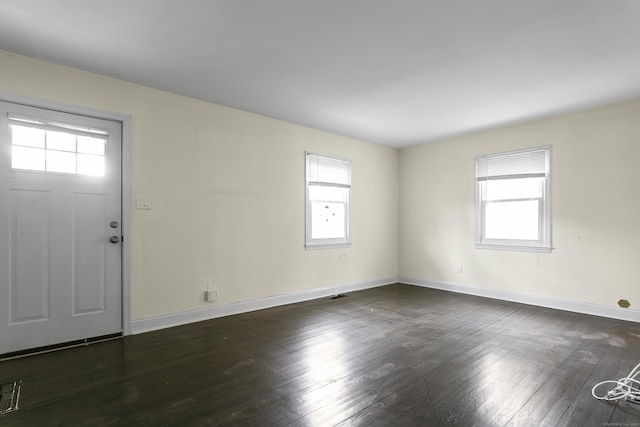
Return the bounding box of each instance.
[305,152,352,249]
[475,146,552,253]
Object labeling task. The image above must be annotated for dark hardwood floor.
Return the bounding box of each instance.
[1,283,639,426]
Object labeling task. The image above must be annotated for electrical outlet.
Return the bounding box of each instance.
[205,287,217,302]
[456,264,463,273]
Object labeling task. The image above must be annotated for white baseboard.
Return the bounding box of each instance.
[399,276,640,323]
[131,276,398,334]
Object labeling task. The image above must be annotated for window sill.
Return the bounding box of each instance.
[305,243,352,250]
[475,243,552,253]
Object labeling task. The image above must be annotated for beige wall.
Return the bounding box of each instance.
[399,100,640,309]
[3,48,638,320]
[0,50,398,319]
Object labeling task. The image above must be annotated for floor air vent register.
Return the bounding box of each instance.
[0,382,21,414]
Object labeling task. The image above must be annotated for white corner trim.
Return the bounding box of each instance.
[131,276,398,334]
[399,276,640,323]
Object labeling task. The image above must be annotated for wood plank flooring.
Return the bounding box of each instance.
[1,283,639,426]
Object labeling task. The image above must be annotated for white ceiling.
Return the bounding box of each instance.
[1,1,639,148]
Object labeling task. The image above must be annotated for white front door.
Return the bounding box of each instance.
[0,101,122,355]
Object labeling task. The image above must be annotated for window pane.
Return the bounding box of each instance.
[12,146,45,171]
[77,154,105,176]
[10,125,45,148]
[47,131,76,152]
[46,150,76,174]
[308,185,347,203]
[485,200,539,240]
[485,177,543,200]
[311,201,345,239]
[77,136,106,155]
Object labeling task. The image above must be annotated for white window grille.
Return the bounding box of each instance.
[9,113,108,176]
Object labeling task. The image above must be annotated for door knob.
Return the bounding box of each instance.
[109,236,120,244]
[110,221,119,228]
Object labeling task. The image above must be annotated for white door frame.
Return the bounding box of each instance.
[0,91,132,336]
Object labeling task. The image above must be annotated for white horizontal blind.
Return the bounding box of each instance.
[307,153,351,187]
[476,148,547,181]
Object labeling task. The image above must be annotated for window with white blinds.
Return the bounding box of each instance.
[306,152,351,248]
[475,146,551,252]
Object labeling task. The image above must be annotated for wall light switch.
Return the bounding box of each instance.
[136,195,152,210]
